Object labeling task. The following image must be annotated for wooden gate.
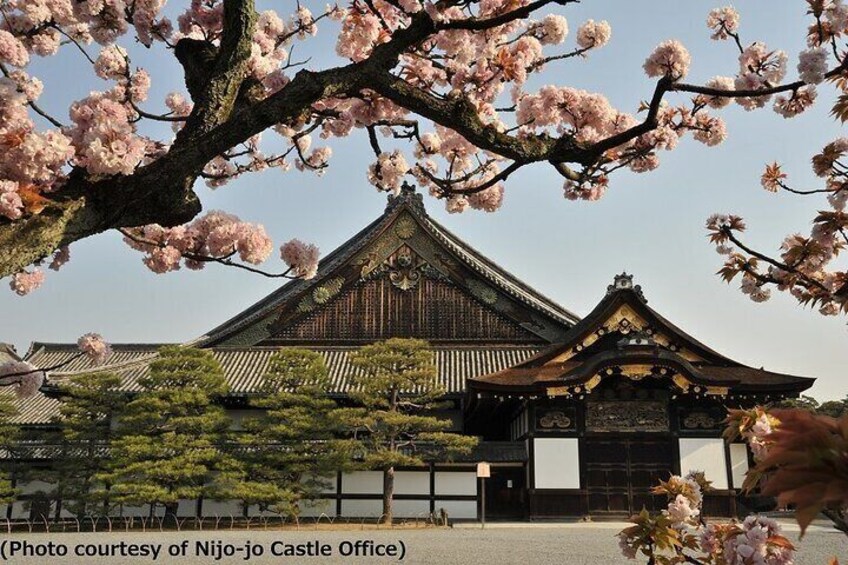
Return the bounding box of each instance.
[584,437,674,515]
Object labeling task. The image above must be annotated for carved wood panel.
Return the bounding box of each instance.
[585,400,669,433]
[264,277,544,343]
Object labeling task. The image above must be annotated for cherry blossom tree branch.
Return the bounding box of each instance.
[118,228,296,279]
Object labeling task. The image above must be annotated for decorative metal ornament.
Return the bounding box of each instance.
[538,411,572,429]
[312,277,344,305]
[394,215,417,239]
[467,279,498,305]
[389,250,422,290]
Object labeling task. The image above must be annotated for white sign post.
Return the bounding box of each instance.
[477,462,490,528]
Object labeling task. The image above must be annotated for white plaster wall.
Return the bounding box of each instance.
[341,471,383,494]
[533,438,580,489]
[202,500,241,517]
[9,502,26,519]
[434,500,476,520]
[678,438,729,490]
[391,499,431,518]
[394,472,430,495]
[298,499,335,518]
[177,499,197,516]
[729,443,750,489]
[340,499,383,517]
[434,472,476,496]
[119,505,164,517]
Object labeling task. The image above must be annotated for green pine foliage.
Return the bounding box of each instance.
[50,372,125,518]
[239,349,356,517]
[343,338,477,524]
[0,397,20,505]
[101,346,239,518]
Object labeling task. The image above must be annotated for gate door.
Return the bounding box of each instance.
[584,438,673,515]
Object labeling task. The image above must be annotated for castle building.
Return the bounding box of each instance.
[7,186,813,521]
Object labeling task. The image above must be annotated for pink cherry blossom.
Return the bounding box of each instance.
[77,332,112,365]
[468,184,505,212]
[576,20,611,49]
[723,516,794,565]
[738,42,787,84]
[280,239,320,279]
[94,45,129,80]
[706,6,740,40]
[643,40,691,80]
[9,269,45,296]
[0,30,29,67]
[0,361,45,398]
[664,493,699,525]
[692,114,727,146]
[536,14,568,45]
[700,76,735,108]
[797,47,828,84]
[773,86,817,118]
[368,150,410,194]
[0,180,23,220]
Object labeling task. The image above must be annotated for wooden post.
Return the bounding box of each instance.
[477,462,490,528]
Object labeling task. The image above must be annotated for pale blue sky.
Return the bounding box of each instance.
[2,1,846,400]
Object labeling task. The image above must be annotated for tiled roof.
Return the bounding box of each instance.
[470,275,816,395]
[0,389,62,426]
[23,343,542,406]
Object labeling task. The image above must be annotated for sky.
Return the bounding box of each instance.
[1,1,846,401]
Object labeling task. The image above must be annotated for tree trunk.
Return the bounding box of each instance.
[382,467,394,525]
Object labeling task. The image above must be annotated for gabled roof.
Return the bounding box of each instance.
[197,184,578,347]
[470,273,815,397]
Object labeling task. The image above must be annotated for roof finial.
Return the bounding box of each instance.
[607,272,647,302]
[385,181,426,216]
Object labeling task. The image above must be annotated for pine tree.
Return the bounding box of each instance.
[102,347,239,521]
[50,372,125,518]
[238,349,356,517]
[344,338,477,524]
[0,397,20,506]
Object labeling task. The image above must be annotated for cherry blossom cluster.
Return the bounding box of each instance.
[709,136,848,316]
[727,407,780,461]
[657,473,704,527]
[618,467,796,565]
[279,239,320,279]
[122,211,275,273]
[8,245,70,296]
[0,332,110,398]
[715,516,794,565]
[77,332,112,365]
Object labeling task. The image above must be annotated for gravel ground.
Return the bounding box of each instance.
[0,523,844,564]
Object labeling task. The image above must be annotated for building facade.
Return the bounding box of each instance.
[6,186,814,521]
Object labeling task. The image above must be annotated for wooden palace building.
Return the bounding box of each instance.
[6,185,814,521]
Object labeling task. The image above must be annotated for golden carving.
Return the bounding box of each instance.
[619,364,655,380]
[312,277,344,304]
[467,279,498,305]
[705,386,729,396]
[546,386,570,397]
[394,215,417,239]
[585,374,602,391]
[672,374,692,392]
